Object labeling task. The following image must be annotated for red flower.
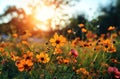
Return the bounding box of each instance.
[70,49,78,57]
[108,66,120,78]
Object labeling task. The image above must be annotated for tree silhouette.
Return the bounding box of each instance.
[98,0,120,34]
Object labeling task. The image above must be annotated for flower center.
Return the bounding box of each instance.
[56,40,60,44]
[41,57,45,61]
[26,56,31,60]
[24,64,29,69]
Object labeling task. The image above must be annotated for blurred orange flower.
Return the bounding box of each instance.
[108,26,115,31]
[12,33,18,38]
[16,59,33,72]
[78,23,84,28]
[67,29,72,34]
[81,28,87,33]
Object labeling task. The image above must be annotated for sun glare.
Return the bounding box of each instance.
[34,24,49,31]
[33,4,56,31]
[35,6,55,22]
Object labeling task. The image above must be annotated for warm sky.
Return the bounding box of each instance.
[0,0,116,20]
[0,0,117,31]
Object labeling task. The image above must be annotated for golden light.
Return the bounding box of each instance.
[32,2,71,31]
[35,6,55,22]
[34,5,56,31]
[35,24,49,31]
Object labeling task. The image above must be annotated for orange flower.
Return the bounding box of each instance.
[108,26,115,31]
[22,51,33,60]
[78,23,84,28]
[81,28,87,33]
[50,33,66,48]
[67,29,72,34]
[21,41,29,46]
[36,52,50,63]
[110,58,118,63]
[12,33,18,38]
[56,56,63,64]
[54,48,63,54]
[10,52,20,61]
[76,68,89,75]
[108,45,116,53]
[63,58,70,64]
[0,47,4,52]
[16,59,33,72]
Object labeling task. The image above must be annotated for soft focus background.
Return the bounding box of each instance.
[0,1,120,79]
[0,0,119,40]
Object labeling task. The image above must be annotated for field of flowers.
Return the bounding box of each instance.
[0,25,120,79]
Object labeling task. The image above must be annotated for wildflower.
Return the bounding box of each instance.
[10,52,20,61]
[63,58,70,64]
[108,45,116,53]
[110,58,118,63]
[86,31,97,40]
[71,37,80,47]
[36,52,50,63]
[78,23,84,28]
[22,51,33,60]
[101,62,109,67]
[0,47,4,52]
[70,49,78,57]
[50,33,66,48]
[56,56,63,64]
[12,33,18,38]
[67,29,72,34]
[21,41,29,46]
[108,66,120,79]
[16,59,33,72]
[81,28,87,33]
[108,26,115,31]
[54,48,63,54]
[76,68,89,75]
[112,33,117,38]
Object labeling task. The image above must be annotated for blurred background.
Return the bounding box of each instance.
[0,0,119,41]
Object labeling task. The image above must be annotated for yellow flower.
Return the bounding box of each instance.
[10,52,20,61]
[22,51,33,60]
[36,52,50,63]
[108,45,116,53]
[50,33,66,48]
[16,59,33,72]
